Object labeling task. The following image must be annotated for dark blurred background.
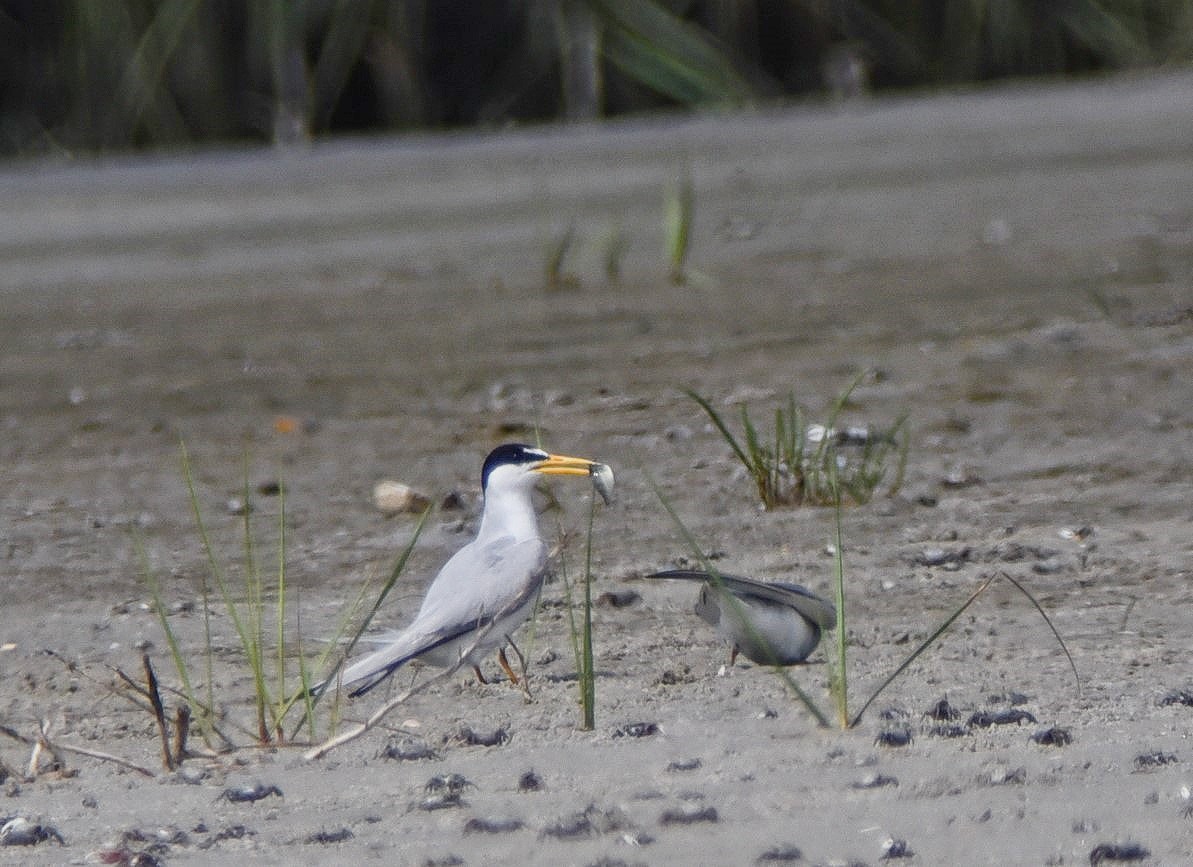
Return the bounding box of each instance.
[2,0,1190,156]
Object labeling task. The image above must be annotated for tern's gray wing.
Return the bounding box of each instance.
[416,535,548,626]
[644,569,837,630]
[330,536,548,697]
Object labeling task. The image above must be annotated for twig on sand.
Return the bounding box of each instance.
[6,719,155,780]
[50,739,155,778]
[3,715,155,780]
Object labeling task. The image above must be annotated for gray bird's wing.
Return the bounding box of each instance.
[644,569,837,630]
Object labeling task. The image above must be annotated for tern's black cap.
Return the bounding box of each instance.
[481,443,549,491]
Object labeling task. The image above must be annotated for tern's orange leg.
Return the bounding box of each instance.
[498,648,520,685]
[472,665,490,685]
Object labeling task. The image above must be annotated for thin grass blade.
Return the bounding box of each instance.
[239,453,271,742]
[580,490,598,730]
[274,474,287,740]
[997,571,1081,693]
[315,504,432,701]
[849,573,999,727]
[684,389,752,470]
[829,472,848,729]
[133,529,197,712]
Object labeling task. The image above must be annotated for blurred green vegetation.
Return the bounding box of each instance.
[2,0,1190,155]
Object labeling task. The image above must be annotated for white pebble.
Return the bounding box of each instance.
[373,481,431,516]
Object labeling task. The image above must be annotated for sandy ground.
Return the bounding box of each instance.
[2,71,1193,865]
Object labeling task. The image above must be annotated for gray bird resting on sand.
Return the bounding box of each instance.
[325,444,612,698]
[644,569,836,666]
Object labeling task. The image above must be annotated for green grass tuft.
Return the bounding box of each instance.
[686,372,908,510]
[137,442,427,751]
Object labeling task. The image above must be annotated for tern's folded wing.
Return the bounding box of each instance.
[416,535,549,624]
[331,538,550,698]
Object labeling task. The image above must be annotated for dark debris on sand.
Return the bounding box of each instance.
[1089,841,1150,865]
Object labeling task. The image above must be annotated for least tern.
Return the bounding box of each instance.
[331,444,609,697]
[644,569,836,666]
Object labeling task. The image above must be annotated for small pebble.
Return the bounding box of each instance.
[420,856,464,867]
[1089,842,1150,865]
[373,481,432,516]
[968,709,1036,728]
[1031,726,1073,747]
[225,497,251,516]
[756,844,803,863]
[882,837,914,859]
[1158,689,1193,707]
[596,590,641,608]
[0,817,65,847]
[852,774,899,790]
[875,726,913,748]
[305,828,353,844]
[659,805,718,826]
[517,770,544,792]
[378,735,439,762]
[540,804,631,840]
[1032,557,1065,575]
[613,722,659,738]
[449,725,509,747]
[987,766,1027,785]
[926,723,970,739]
[220,783,282,804]
[463,818,524,834]
[418,793,464,811]
[424,774,471,796]
[440,490,469,511]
